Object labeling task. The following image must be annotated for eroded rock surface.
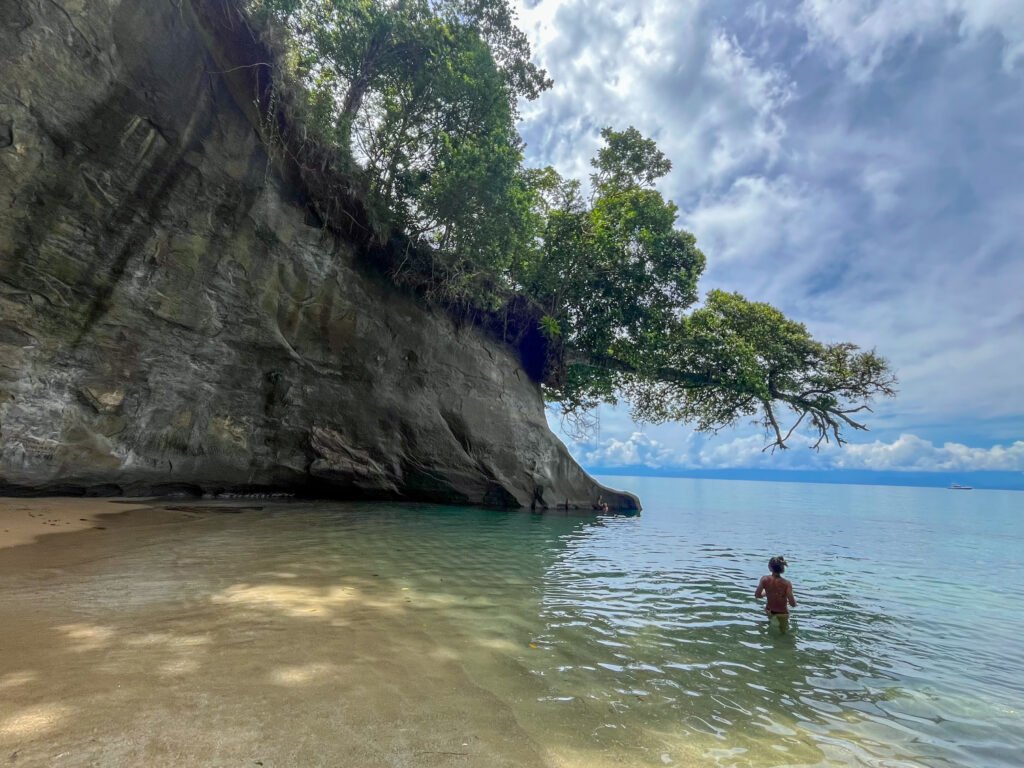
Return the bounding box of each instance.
[0,0,637,510]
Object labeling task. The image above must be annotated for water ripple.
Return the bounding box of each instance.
[3,480,1022,767]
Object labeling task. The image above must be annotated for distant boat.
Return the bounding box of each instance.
[949,483,973,490]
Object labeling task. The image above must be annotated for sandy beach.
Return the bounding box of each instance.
[0,498,155,549]
[0,498,283,550]
[0,499,559,768]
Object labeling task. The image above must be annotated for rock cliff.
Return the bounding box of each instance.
[0,0,637,510]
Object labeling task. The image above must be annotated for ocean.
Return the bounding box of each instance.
[1,477,1021,767]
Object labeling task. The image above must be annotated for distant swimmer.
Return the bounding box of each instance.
[755,555,797,633]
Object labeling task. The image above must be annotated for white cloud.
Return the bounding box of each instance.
[582,431,682,469]
[837,434,1024,471]
[682,174,846,302]
[685,176,807,265]
[860,165,902,214]
[514,0,792,197]
[695,434,780,469]
[575,428,1024,473]
[798,0,1024,79]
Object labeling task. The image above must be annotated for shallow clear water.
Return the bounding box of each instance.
[1,478,1022,767]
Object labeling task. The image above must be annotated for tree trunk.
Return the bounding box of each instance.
[339,26,390,150]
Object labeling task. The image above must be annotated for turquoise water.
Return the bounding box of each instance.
[575,477,1024,766]
[1,478,1021,766]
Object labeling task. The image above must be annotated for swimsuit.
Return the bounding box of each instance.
[768,609,790,632]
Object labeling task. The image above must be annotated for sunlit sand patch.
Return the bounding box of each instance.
[0,671,37,690]
[427,645,462,662]
[57,623,115,651]
[270,662,340,686]
[362,598,408,612]
[411,591,460,607]
[124,631,211,649]
[158,656,202,675]
[211,583,361,617]
[0,703,70,740]
[474,637,523,653]
[105,633,212,676]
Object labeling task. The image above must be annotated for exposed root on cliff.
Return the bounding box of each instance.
[189,0,556,383]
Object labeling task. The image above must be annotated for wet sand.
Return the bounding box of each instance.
[0,499,553,768]
[0,497,154,549]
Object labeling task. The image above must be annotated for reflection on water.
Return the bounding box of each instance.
[1,479,1022,767]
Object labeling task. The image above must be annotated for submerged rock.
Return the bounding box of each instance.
[0,0,636,511]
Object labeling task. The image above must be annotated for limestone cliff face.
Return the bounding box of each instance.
[0,0,637,510]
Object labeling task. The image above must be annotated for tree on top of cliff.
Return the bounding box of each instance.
[250,0,549,277]
[514,128,896,450]
[247,2,896,451]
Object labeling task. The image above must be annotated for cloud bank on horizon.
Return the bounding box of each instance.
[514,0,1024,472]
[575,430,1024,473]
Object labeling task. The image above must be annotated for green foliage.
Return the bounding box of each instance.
[245,2,896,449]
[524,130,894,449]
[520,127,705,407]
[592,126,673,190]
[250,0,548,285]
[624,291,896,448]
[538,314,561,340]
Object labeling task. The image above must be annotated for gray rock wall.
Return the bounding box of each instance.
[0,0,637,510]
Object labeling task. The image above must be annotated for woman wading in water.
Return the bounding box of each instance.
[756,556,797,633]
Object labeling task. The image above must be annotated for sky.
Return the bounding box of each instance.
[511,0,1024,476]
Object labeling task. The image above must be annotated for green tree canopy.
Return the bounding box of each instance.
[248,2,896,450]
[252,0,549,270]
[515,128,896,449]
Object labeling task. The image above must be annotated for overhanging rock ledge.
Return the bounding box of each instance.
[0,0,638,511]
